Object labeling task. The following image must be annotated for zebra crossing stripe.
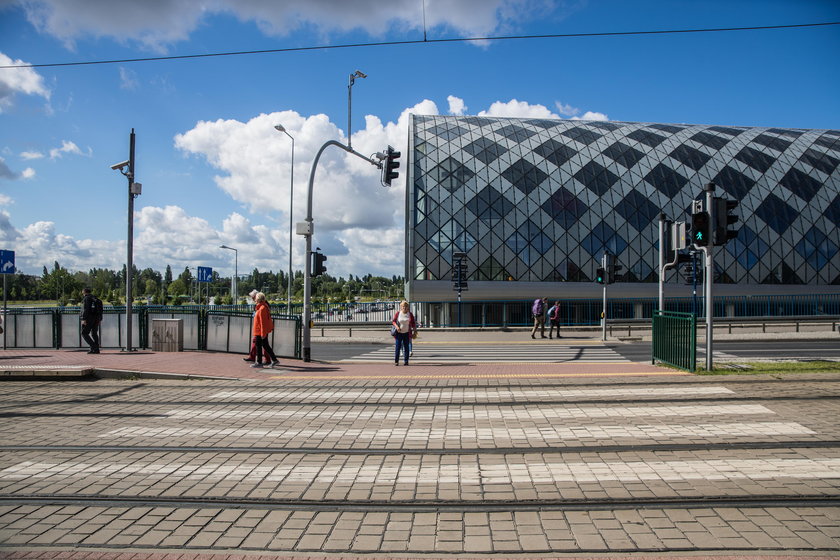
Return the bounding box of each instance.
[4,456,838,484]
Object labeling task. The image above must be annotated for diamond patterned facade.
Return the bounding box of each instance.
[406,115,840,299]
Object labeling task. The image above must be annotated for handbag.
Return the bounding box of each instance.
[390,325,398,337]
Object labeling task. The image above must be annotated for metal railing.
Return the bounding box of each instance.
[651,310,697,372]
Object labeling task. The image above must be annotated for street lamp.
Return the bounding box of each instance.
[219,245,238,304]
[274,124,295,314]
[347,70,366,149]
[110,128,141,352]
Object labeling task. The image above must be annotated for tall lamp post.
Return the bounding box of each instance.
[274,124,295,314]
[111,129,141,352]
[219,245,238,304]
[347,70,366,149]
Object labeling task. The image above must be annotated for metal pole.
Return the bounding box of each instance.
[704,182,716,371]
[601,252,608,342]
[3,274,6,350]
[125,129,135,352]
[347,75,353,150]
[233,249,238,304]
[288,135,295,314]
[303,139,382,361]
[658,213,666,312]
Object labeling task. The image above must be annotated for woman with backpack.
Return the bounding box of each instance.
[391,300,417,366]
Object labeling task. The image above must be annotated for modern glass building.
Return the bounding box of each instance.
[406,115,840,303]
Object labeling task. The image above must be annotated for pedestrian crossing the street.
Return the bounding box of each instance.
[336,341,630,364]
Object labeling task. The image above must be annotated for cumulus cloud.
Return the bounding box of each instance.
[10,0,556,52]
[49,140,91,159]
[0,194,12,206]
[0,52,51,112]
[555,101,579,117]
[478,99,559,118]
[447,95,467,116]
[574,110,609,121]
[20,167,35,179]
[20,151,44,160]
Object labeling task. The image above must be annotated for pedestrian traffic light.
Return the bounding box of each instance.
[382,145,401,186]
[713,197,739,246]
[595,267,606,284]
[691,209,710,247]
[606,255,623,284]
[312,249,327,277]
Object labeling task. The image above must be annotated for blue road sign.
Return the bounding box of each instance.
[197,266,213,283]
[0,250,14,274]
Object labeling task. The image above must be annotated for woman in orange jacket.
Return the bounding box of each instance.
[251,292,277,368]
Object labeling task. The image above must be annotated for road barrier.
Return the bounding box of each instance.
[652,310,697,372]
[1,305,301,359]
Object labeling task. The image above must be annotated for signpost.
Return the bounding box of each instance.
[0,250,14,350]
[196,266,212,306]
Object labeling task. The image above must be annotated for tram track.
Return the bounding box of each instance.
[2,440,840,455]
[2,493,838,512]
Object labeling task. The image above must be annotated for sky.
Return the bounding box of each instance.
[1,0,839,281]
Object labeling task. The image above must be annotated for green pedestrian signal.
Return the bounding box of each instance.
[595,267,606,284]
[691,210,710,247]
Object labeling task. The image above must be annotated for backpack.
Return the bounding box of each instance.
[531,299,543,316]
[92,296,104,321]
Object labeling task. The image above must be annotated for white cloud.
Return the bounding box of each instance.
[11,0,556,52]
[0,52,51,112]
[555,101,579,117]
[20,151,44,160]
[573,110,609,121]
[49,140,91,159]
[20,167,35,179]
[118,66,138,90]
[478,99,559,118]
[447,95,467,116]
[0,194,12,206]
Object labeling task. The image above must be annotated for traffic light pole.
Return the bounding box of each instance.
[703,182,716,372]
[303,140,383,361]
[601,252,608,342]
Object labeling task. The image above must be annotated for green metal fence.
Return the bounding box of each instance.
[651,310,697,372]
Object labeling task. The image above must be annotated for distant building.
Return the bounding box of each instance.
[405,115,840,302]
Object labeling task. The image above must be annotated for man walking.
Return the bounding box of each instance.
[80,287,103,354]
[530,297,547,339]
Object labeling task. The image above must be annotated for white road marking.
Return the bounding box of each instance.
[98,422,813,442]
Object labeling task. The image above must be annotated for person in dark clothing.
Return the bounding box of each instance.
[80,287,102,354]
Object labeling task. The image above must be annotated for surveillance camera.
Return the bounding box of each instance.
[110,160,130,170]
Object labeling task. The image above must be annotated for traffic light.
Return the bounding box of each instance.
[595,267,606,284]
[714,197,739,246]
[606,256,623,284]
[382,145,401,186]
[312,250,327,277]
[691,209,710,247]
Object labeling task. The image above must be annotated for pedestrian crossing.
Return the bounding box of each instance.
[336,341,630,364]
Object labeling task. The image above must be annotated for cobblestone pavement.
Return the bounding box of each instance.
[0,344,838,558]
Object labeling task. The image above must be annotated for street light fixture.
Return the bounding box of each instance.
[274,124,295,314]
[219,245,238,304]
[111,128,140,352]
[347,70,366,149]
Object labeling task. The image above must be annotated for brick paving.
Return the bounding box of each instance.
[0,337,838,558]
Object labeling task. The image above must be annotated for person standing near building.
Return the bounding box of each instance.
[547,300,561,339]
[530,297,547,339]
[392,300,417,366]
[250,292,278,368]
[243,289,260,362]
[80,287,103,354]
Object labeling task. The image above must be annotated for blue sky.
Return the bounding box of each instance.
[1,0,838,279]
